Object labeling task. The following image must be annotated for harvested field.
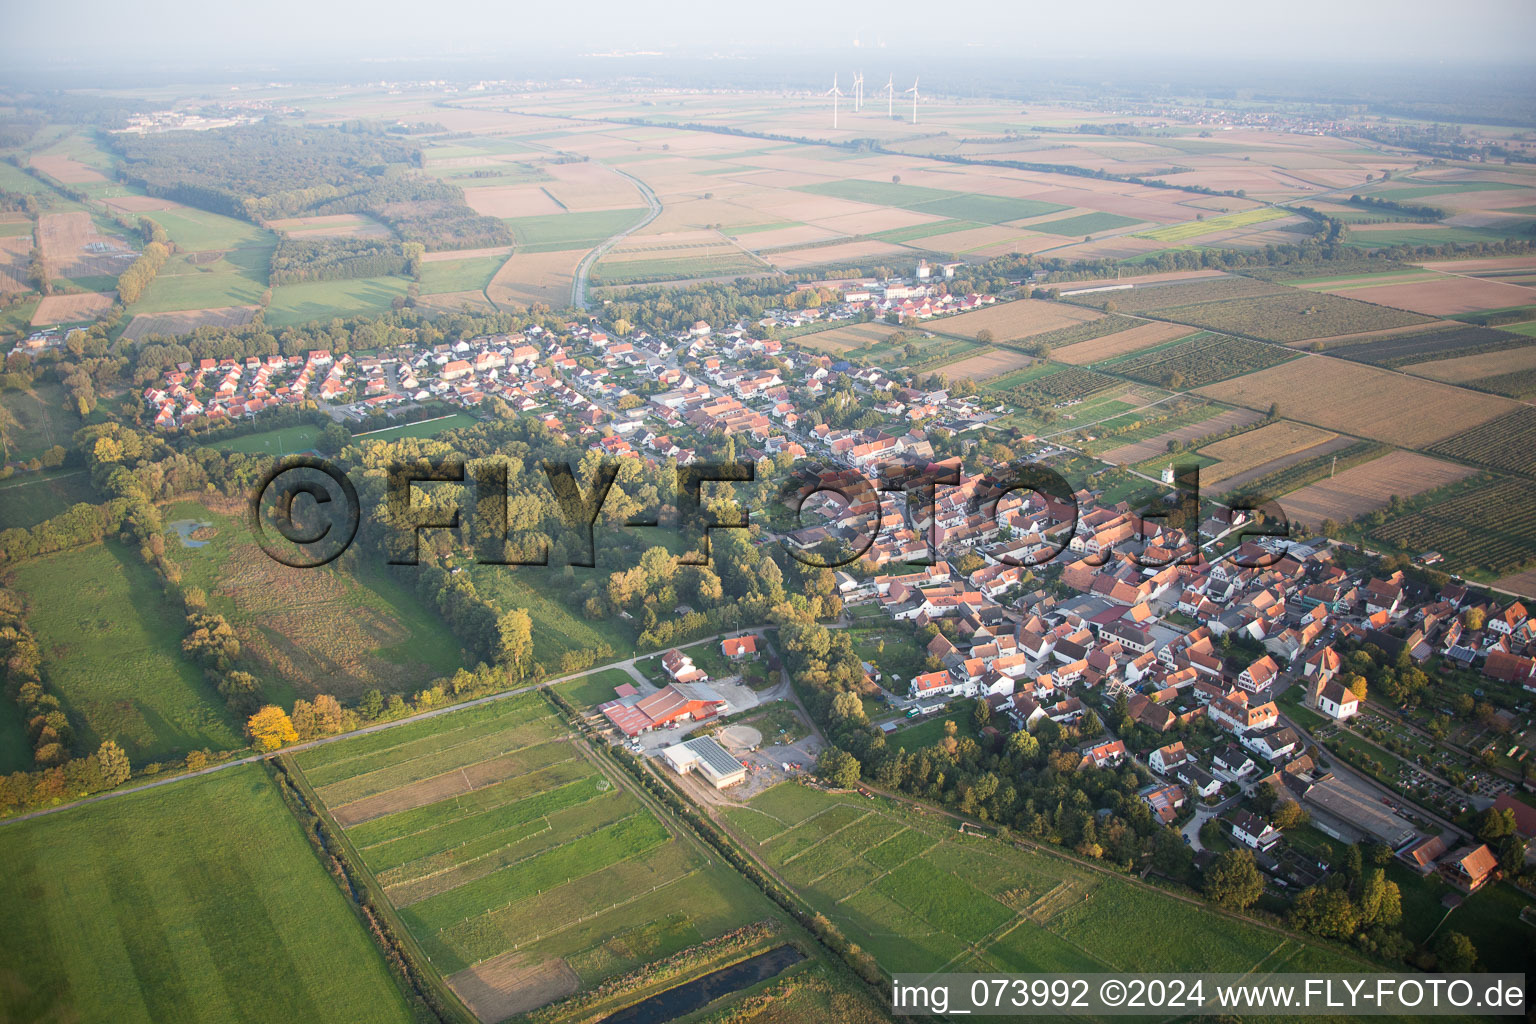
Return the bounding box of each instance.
[796,321,903,355]
[732,223,842,250]
[1053,321,1194,365]
[464,185,567,218]
[1212,436,1356,496]
[932,299,1101,344]
[1494,568,1536,600]
[764,239,911,271]
[934,347,1035,380]
[1324,275,1536,316]
[542,162,644,211]
[1199,421,1340,486]
[448,953,579,1023]
[37,212,136,278]
[1277,451,1476,526]
[29,153,107,184]
[0,236,31,293]
[1099,407,1265,465]
[487,247,586,308]
[1197,355,1515,448]
[420,245,513,262]
[120,305,260,342]
[414,290,497,314]
[31,291,116,325]
[1403,346,1536,385]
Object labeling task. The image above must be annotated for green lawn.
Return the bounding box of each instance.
[0,468,96,530]
[148,208,274,254]
[133,246,273,314]
[210,423,322,455]
[352,412,479,441]
[265,276,410,328]
[0,765,414,1024]
[6,541,241,763]
[554,667,637,709]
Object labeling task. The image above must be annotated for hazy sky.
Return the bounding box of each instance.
[4,0,1534,73]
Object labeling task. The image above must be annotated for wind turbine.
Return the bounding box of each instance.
[904,77,920,124]
[883,74,895,119]
[825,73,844,129]
[852,71,864,112]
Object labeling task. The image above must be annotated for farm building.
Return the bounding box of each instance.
[659,735,748,789]
[600,682,727,736]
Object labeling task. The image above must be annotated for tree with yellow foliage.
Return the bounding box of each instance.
[246,705,298,752]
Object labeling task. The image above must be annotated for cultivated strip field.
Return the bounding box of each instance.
[1196,356,1514,448]
[1052,321,1194,365]
[1197,421,1340,487]
[795,321,904,355]
[1372,477,1536,576]
[1097,407,1265,465]
[1278,450,1476,526]
[933,299,1101,343]
[725,783,1346,977]
[933,347,1035,381]
[296,693,772,1020]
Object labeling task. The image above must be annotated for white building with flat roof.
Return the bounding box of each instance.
[659,735,747,789]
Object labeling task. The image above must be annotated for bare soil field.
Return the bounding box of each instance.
[804,207,946,235]
[29,153,107,184]
[764,239,911,271]
[542,162,644,211]
[1494,568,1536,600]
[120,305,260,342]
[732,224,843,250]
[1279,450,1475,526]
[267,213,394,239]
[1099,407,1265,465]
[448,953,580,1024]
[31,291,117,325]
[1322,276,1536,316]
[413,291,497,314]
[38,212,136,278]
[906,224,1032,254]
[487,247,586,308]
[932,299,1103,343]
[797,321,904,354]
[0,237,35,293]
[464,185,567,218]
[1199,421,1340,486]
[1054,321,1195,364]
[934,347,1035,380]
[1403,346,1536,384]
[1197,356,1514,448]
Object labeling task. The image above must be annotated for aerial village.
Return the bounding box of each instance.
[141,261,1536,898]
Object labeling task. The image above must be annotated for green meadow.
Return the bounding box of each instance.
[0,765,414,1024]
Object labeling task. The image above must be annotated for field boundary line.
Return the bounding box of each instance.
[387,810,650,907]
[320,732,566,808]
[309,712,561,788]
[777,810,874,866]
[377,818,555,886]
[352,758,586,849]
